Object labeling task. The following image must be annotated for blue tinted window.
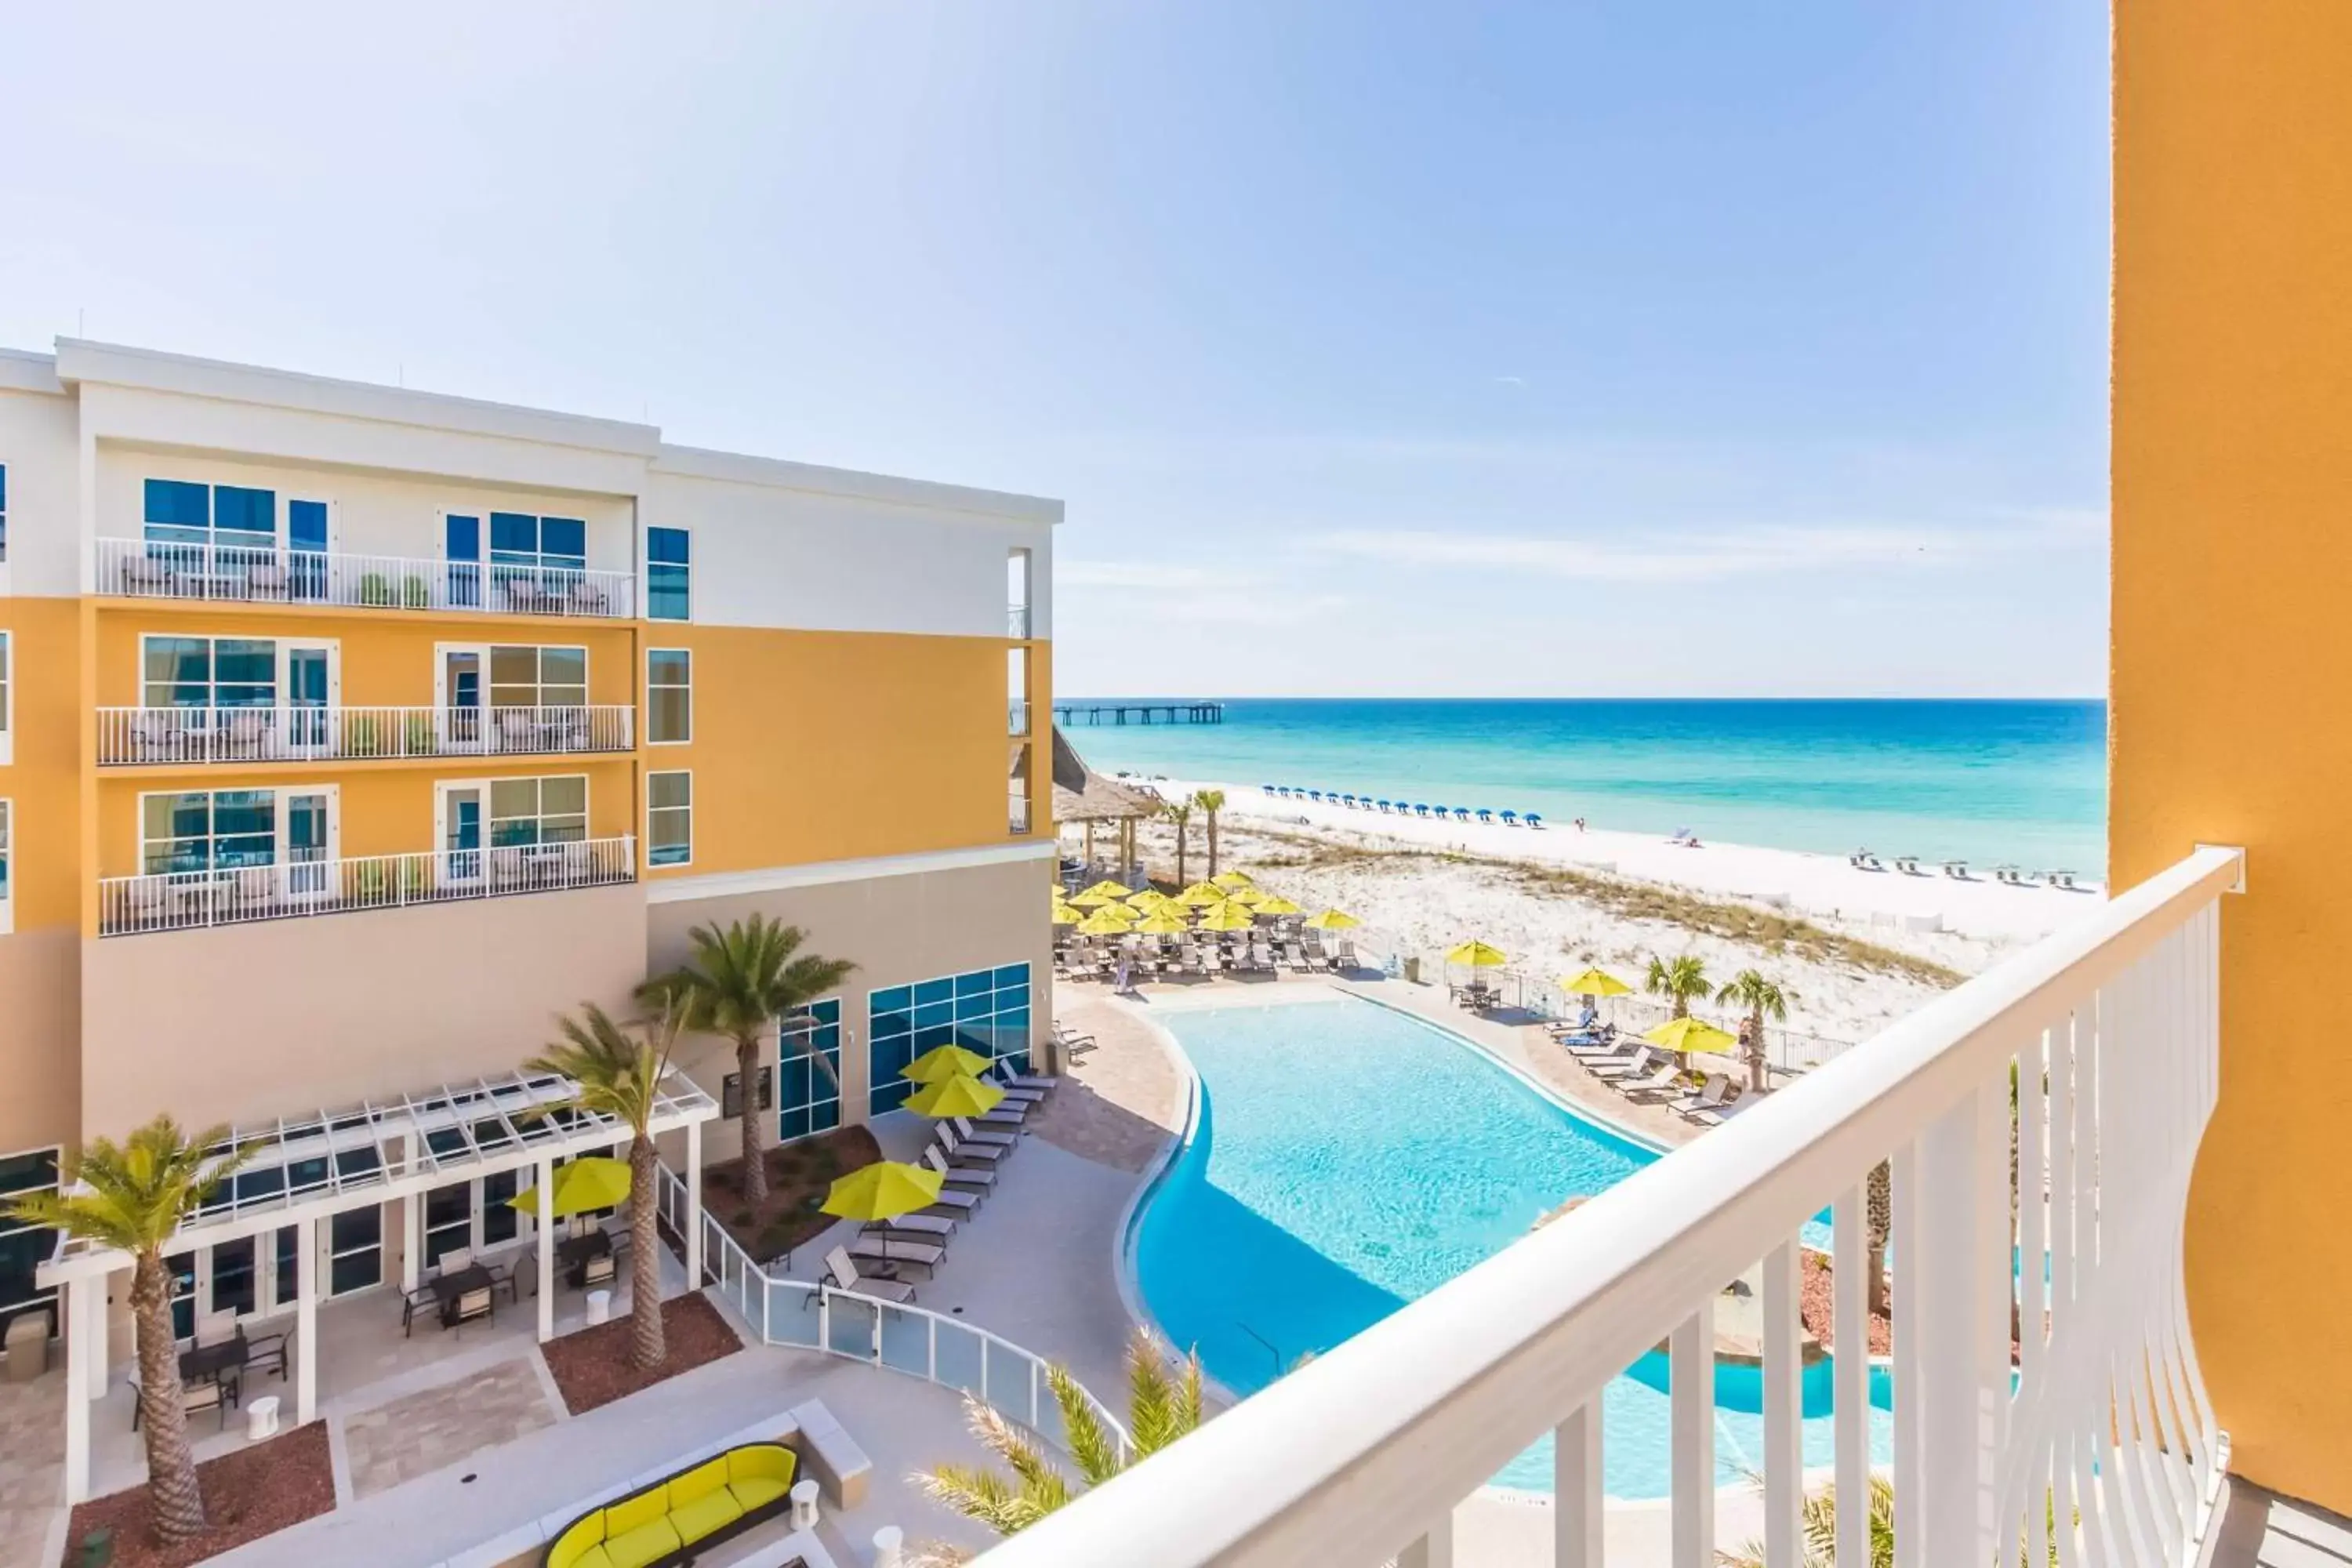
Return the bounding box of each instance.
[647,526,690,620]
[540,517,586,563]
[212,486,275,539]
[489,512,539,561]
[913,978,954,1007]
[288,499,328,551]
[445,514,481,561]
[873,985,911,1016]
[143,478,210,536]
[955,971,992,998]
[993,963,1030,989]
[0,464,7,511]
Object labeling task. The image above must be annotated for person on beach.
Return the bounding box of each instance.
[1574,817,1587,833]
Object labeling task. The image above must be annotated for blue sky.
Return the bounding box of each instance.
[0,3,2109,698]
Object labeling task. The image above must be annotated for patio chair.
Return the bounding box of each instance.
[996,1062,1062,1093]
[193,1310,242,1349]
[937,1126,1010,1167]
[825,1246,914,1304]
[400,1285,439,1338]
[924,1143,996,1189]
[1589,1046,1662,1083]
[1621,1061,1688,1101]
[483,1255,524,1305]
[921,1178,983,1214]
[244,1329,289,1383]
[848,1235,945,1278]
[1669,1073,1739,1120]
[439,1247,474,1274]
[970,1094,1031,1128]
[579,1251,617,1290]
[132,1367,236,1432]
[1281,942,1308,971]
[951,1116,1019,1149]
[982,1065,1049,1103]
[449,1287,495,1334]
[864,1212,956,1240]
[495,709,538,753]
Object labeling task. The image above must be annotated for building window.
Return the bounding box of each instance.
[648,771,691,866]
[0,462,9,562]
[143,479,276,550]
[143,635,278,710]
[722,1065,774,1120]
[0,1147,62,1338]
[778,1000,844,1142]
[1007,547,1031,638]
[1007,647,1030,736]
[488,513,586,572]
[488,645,587,710]
[142,789,277,874]
[647,527,690,621]
[647,649,691,743]
[488,775,588,847]
[868,965,1031,1116]
[1009,744,1032,835]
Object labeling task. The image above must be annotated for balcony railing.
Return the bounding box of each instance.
[98,836,637,937]
[96,705,634,766]
[1009,603,1032,639]
[94,539,636,619]
[1009,699,1032,737]
[975,844,2244,1568]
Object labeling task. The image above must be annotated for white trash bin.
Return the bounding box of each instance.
[871,1525,903,1568]
[789,1477,820,1530]
[584,1289,612,1326]
[245,1394,280,1441]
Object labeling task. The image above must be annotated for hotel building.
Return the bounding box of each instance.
[0,339,1055,1397]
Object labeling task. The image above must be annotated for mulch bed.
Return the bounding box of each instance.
[1801,1249,1893,1356]
[61,1419,333,1568]
[541,1291,743,1416]
[700,1125,882,1265]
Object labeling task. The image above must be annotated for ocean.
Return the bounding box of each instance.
[1058,698,2109,876]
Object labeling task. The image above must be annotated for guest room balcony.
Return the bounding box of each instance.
[974,844,2245,1568]
[97,836,637,937]
[94,539,637,619]
[96,704,636,767]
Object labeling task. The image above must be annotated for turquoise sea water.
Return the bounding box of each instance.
[1065,698,2107,875]
[1131,998,1894,1497]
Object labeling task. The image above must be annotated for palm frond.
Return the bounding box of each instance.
[5,1116,250,1255]
[525,1003,662,1136]
[1051,1364,1123,1487]
[966,1396,1070,1501]
[916,1463,1062,1536]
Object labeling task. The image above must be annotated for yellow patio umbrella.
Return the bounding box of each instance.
[1077,878,1133,899]
[1196,902,1258,932]
[1250,895,1304,916]
[1076,908,1138,936]
[1068,887,1121,908]
[1210,870,1256,890]
[1642,1015,1738,1066]
[902,1043,993,1083]
[1558,968,1632,998]
[1132,909,1192,935]
[1302,909,1361,931]
[903,1072,1007,1119]
[1126,888,1179,913]
[1445,940,1510,968]
[1219,884,1265,906]
[1050,902,1083,926]
[507,1156,631,1218]
[818,1161,944,1221]
[1174,881,1227,906]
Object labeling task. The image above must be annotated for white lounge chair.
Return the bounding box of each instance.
[825,1245,914,1304]
[1588,1046,1661,1082]
[925,1143,996,1189]
[1669,1073,1739,1120]
[1621,1061,1687,1101]
[938,1126,1010,1165]
[952,1116,1019,1148]
[849,1234,945,1276]
[865,1212,956,1240]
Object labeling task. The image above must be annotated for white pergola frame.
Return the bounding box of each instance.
[36,1068,720,1504]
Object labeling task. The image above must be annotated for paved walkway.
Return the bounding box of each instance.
[340,1355,558,1499]
[0,1367,65,1568]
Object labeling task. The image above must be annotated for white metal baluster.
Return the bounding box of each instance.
[1670,1298,1715,1568]
[1889,1140,1921,1568]
[1761,1237,1802,1568]
[2104,960,2169,1568]
[1831,1185,1870,1566]
[2020,1023,2051,1568]
[2049,1005,2085,1568]
[1555,1402,1602,1568]
[2067,993,2111,1568]
[1910,1086,1994,1560]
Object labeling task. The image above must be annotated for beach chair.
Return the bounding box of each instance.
[1620,1060,1687,1100]
[826,1246,915,1304]
[925,1144,996,1190]
[1304,940,1331,973]
[971,1095,1031,1127]
[865,1211,956,1240]
[1943,859,1969,879]
[849,1234,945,1277]
[982,1065,1049,1103]
[1282,941,1308,971]
[938,1126,1011,1166]
[1475,809,1494,824]
[2052,869,2078,890]
[952,1115,1020,1149]
[1526,813,1544,829]
[1669,1074,1739,1120]
[1589,1045,1661,1082]
[1500,811,1518,826]
[1000,1062,1061,1092]
[1894,855,1922,876]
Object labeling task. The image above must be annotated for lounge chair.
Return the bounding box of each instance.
[982,1066,1049,1103]
[1943,859,1969,879]
[865,1213,956,1240]
[1669,1073,1739,1120]
[940,1124,1011,1163]
[848,1235,945,1277]
[1621,1061,1687,1101]
[926,1144,996,1188]
[825,1245,915,1304]
[1281,942,1308,971]
[999,1063,1062,1094]
[1589,1046,1662,1082]
[952,1116,1019,1148]
[971,1097,1030,1127]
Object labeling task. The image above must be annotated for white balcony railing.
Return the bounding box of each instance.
[96,705,634,766]
[977,844,2244,1568]
[1009,603,1032,639]
[1009,699,1032,737]
[98,836,637,937]
[94,539,636,619]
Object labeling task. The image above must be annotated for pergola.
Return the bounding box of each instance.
[1049,726,1162,876]
[36,1068,719,1503]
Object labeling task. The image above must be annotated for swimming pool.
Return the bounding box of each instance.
[1127,996,1895,1497]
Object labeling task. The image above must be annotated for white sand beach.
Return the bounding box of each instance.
[1073,775,2111,1054]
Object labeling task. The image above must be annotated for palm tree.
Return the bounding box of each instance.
[646,916,856,1207]
[527,1000,684,1370]
[1193,789,1226,877]
[4,1117,252,1546]
[1720,1474,1896,1566]
[1715,969,1790,1094]
[1865,1159,1893,1323]
[1646,953,1711,1018]
[1162,797,1195,887]
[920,1327,1203,1541]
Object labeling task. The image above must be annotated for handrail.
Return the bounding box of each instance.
[94,537,637,618]
[96,703,634,765]
[976,845,2242,1566]
[650,1162,1128,1458]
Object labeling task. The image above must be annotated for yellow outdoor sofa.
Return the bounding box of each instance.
[543,1441,798,1568]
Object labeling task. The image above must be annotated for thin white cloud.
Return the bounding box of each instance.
[1054,557,1347,626]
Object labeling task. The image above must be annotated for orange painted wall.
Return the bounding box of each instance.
[0,596,87,933]
[2112,0,2352,1512]
[638,625,1039,875]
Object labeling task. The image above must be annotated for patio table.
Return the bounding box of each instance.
[556,1229,613,1288]
[178,1334,246,1397]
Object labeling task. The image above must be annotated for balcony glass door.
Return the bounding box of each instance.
[436,783,485,884]
[445,514,482,608]
[437,646,486,751]
[280,641,337,755]
[279,789,336,898]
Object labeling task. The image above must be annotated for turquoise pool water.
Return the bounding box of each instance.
[1128,997,1896,1497]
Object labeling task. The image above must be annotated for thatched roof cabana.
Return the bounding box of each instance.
[1049,725,1161,823]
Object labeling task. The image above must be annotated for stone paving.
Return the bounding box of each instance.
[1032,996,1186,1172]
[338,1353,557,1499]
[0,1368,65,1568]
